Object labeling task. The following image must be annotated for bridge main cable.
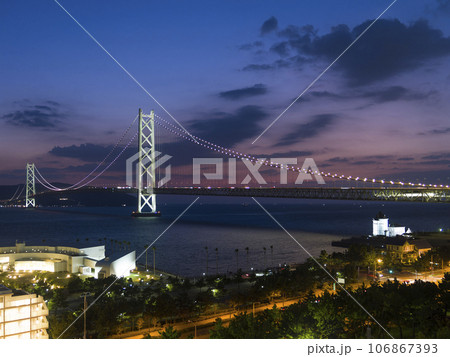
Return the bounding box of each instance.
[33,115,139,192]
[154,114,449,189]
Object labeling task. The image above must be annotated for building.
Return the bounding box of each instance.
[0,285,48,339]
[413,239,432,257]
[96,251,136,279]
[0,242,135,278]
[385,237,415,264]
[385,237,432,264]
[372,211,410,237]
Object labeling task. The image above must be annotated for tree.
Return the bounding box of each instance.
[263,247,267,268]
[245,247,250,269]
[159,325,180,339]
[48,312,81,339]
[205,246,209,275]
[152,246,156,275]
[215,248,219,275]
[270,245,274,267]
[144,244,149,271]
[136,318,145,331]
[48,288,68,313]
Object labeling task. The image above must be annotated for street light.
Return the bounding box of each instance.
[374,259,382,279]
[80,292,91,339]
[188,320,197,339]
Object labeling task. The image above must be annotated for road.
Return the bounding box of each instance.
[113,268,449,339]
[115,297,302,339]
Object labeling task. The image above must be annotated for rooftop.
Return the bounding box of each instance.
[0,284,12,295]
[413,239,433,250]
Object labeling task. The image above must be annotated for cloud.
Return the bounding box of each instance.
[305,91,344,101]
[219,84,268,100]
[352,160,378,166]
[276,113,338,146]
[49,143,116,162]
[299,86,435,106]
[326,157,350,163]
[262,150,314,157]
[270,42,290,57]
[1,101,66,130]
[238,41,264,51]
[314,19,450,86]
[242,63,275,71]
[252,19,450,86]
[422,153,450,160]
[188,105,268,147]
[419,159,450,166]
[260,16,278,35]
[436,0,450,13]
[361,86,436,103]
[419,127,450,135]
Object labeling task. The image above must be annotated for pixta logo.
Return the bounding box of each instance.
[193,157,325,185]
[126,149,172,189]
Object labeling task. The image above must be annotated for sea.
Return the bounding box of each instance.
[0,196,448,277]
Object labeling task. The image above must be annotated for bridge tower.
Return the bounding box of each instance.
[25,163,36,208]
[132,109,160,217]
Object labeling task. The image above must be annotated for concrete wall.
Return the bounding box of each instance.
[373,218,388,236]
[81,246,105,261]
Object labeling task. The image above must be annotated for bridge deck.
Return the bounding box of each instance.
[154,187,449,203]
[4,186,449,204]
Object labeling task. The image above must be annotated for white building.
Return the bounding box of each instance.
[0,285,48,339]
[0,243,135,278]
[372,212,410,237]
[96,251,136,278]
[0,243,105,277]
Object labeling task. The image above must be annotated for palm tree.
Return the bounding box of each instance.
[204,246,209,275]
[127,241,131,251]
[215,248,219,275]
[152,246,156,275]
[245,247,249,269]
[263,247,267,268]
[235,249,239,272]
[144,244,149,271]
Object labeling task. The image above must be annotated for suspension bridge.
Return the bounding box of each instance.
[3,109,450,210]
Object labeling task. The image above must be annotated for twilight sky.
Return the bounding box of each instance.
[1,0,449,187]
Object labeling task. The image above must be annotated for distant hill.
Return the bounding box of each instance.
[0,183,70,200]
[0,185,136,207]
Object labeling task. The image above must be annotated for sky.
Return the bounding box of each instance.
[1,0,449,187]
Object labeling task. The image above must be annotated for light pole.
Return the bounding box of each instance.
[270,245,273,268]
[80,292,91,339]
[374,259,382,279]
[152,246,156,276]
[188,320,197,339]
[263,247,267,269]
[215,248,218,276]
[144,244,149,271]
[205,246,208,276]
